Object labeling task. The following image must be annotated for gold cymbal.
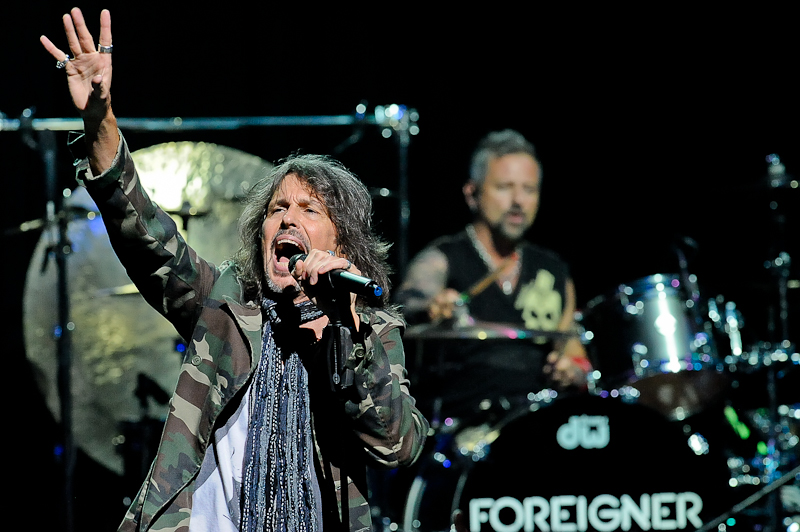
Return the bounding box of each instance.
[131,141,270,263]
[23,141,272,475]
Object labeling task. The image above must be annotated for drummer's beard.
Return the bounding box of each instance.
[487,207,532,249]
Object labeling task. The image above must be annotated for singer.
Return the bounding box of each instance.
[40,8,428,532]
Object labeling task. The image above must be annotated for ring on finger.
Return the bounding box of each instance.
[56,55,71,69]
[345,260,352,270]
[98,44,113,54]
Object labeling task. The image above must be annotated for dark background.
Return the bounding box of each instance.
[3,2,798,530]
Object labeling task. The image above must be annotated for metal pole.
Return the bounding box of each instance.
[39,127,76,532]
[1,114,380,133]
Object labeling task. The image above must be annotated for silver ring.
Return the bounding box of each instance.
[345,260,352,270]
[98,44,113,54]
[327,250,335,256]
[56,55,71,69]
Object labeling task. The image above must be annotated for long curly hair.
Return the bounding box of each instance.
[235,154,393,308]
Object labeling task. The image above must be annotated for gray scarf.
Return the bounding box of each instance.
[242,298,324,532]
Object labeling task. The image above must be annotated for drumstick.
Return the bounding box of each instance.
[459,252,519,303]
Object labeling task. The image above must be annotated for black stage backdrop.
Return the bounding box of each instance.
[3,2,798,530]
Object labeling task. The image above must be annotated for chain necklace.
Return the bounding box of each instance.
[466,224,521,295]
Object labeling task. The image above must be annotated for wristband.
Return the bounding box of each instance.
[569,355,593,373]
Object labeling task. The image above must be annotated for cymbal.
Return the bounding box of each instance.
[23,141,272,475]
[404,320,572,342]
[131,141,270,263]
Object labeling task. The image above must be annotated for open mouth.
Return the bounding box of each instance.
[273,236,307,270]
[505,210,527,224]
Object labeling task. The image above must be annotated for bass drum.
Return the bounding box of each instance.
[402,394,733,532]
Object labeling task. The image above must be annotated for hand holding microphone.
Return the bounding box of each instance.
[290,251,376,392]
[289,252,383,299]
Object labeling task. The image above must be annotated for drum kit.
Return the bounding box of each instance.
[372,157,800,532]
[377,266,800,532]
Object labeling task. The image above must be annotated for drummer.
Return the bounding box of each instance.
[395,129,590,417]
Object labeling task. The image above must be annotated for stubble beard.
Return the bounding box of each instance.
[486,212,531,251]
[263,271,301,299]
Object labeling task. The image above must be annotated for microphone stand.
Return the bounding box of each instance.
[321,280,358,393]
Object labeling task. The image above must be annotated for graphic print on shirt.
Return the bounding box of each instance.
[515,269,562,330]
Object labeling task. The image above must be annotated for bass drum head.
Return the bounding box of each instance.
[404,394,734,532]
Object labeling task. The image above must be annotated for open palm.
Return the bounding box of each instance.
[40,8,113,122]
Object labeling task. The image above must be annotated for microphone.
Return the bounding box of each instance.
[288,254,383,298]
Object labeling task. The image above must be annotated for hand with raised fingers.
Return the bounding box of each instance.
[40,8,113,125]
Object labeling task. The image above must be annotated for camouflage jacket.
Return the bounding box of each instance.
[80,136,428,532]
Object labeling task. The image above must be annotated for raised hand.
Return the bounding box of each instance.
[40,8,113,124]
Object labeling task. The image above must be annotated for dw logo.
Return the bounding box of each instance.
[556,415,610,450]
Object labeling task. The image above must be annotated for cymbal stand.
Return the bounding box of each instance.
[372,104,418,279]
[760,255,791,531]
[759,154,794,531]
[20,109,76,532]
[673,238,704,327]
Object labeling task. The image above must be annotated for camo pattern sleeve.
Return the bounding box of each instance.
[343,309,429,468]
[79,133,219,340]
[80,135,251,532]
[309,309,429,531]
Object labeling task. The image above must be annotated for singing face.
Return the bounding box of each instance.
[471,152,541,242]
[261,174,338,293]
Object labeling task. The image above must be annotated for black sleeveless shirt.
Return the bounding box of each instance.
[435,229,571,329]
[409,229,573,420]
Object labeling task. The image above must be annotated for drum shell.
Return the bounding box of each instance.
[403,394,734,532]
[407,336,550,423]
[581,274,730,419]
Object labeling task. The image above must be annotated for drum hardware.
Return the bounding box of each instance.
[726,342,799,409]
[680,154,800,532]
[24,123,78,531]
[725,404,799,488]
[709,297,744,360]
[588,382,642,402]
[694,464,800,532]
[746,154,799,532]
[723,340,800,531]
